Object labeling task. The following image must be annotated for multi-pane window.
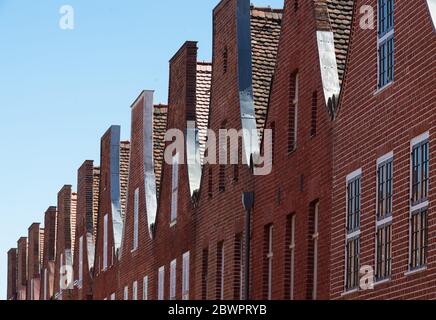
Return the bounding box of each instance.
[103,214,108,271]
[378,0,395,88]
[171,153,179,223]
[133,188,139,250]
[285,214,296,300]
[410,209,428,270]
[376,155,393,281]
[311,202,319,300]
[409,134,430,271]
[216,242,224,300]
[182,252,190,300]
[143,276,148,300]
[132,281,138,301]
[123,286,128,300]
[78,236,83,288]
[346,171,361,291]
[288,72,299,153]
[411,139,429,205]
[233,234,243,300]
[170,259,177,300]
[158,266,165,300]
[264,225,274,300]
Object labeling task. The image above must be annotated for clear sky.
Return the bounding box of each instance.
[0,0,284,300]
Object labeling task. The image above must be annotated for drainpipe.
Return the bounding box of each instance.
[242,191,254,300]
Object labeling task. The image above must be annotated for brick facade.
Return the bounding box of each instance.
[7,248,17,300]
[5,0,436,301]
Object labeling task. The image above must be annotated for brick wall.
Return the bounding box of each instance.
[330,0,436,299]
[40,206,57,300]
[7,248,17,300]
[17,237,27,300]
[27,223,43,300]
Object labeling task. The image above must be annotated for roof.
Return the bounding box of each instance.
[152,105,168,197]
[325,0,355,82]
[250,7,283,133]
[196,62,212,158]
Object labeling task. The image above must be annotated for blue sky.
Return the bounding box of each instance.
[0,0,284,300]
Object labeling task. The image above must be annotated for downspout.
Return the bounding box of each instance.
[242,191,254,300]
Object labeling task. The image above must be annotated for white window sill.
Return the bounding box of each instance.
[131,248,138,254]
[374,278,391,287]
[405,266,427,277]
[341,288,359,297]
[170,220,177,228]
[374,81,394,96]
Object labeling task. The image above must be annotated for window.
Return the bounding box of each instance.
[411,138,429,206]
[103,214,108,271]
[123,286,128,300]
[202,248,209,300]
[410,208,428,270]
[378,0,395,88]
[132,281,138,300]
[170,259,177,300]
[158,266,165,300]
[285,214,296,300]
[233,165,239,183]
[182,252,190,300]
[309,201,319,300]
[376,154,393,281]
[216,242,224,300]
[233,234,243,300]
[311,91,318,137]
[294,0,299,12]
[409,133,430,271]
[219,165,226,192]
[346,170,361,291]
[133,188,139,250]
[208,168,213,198]
[110,293,115,300]
[171,154,179,224]
[223,47,228,74]
[78,236,83,288]
[143,276,148,300]
[288,72,299,153]
[264,225,274,300]
[44,268,48,300]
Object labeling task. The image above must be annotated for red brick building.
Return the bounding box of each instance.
[53,185,77,300]
[40,206,57,300]
[5,0,436,302]
[7,248,17,300]
[193,0,282,301]
[27,223,44,300]
[251,0,353,300]
[16,237,27,300]
[330,0,436,299]
[72,161,100,300]
[92,126,129,300]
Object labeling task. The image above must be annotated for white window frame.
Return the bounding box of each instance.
[267,225,274,300]
[408,132,430,272]
[123,285,128,300]
[158,266,165,300]
[170,259,177,300]
[143,276,148,300]
[344,169,362,292]
[375,152,394,282]
[182,252,190,300]
[133,188,139,251]
[44,268,48,300]
[132,281,138,300]
[110,293,115,300]
[78,236,83,288]
[103,214,108,271]
[377,0,395,89]
[170,153,179,225]
[312,202,319,300]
